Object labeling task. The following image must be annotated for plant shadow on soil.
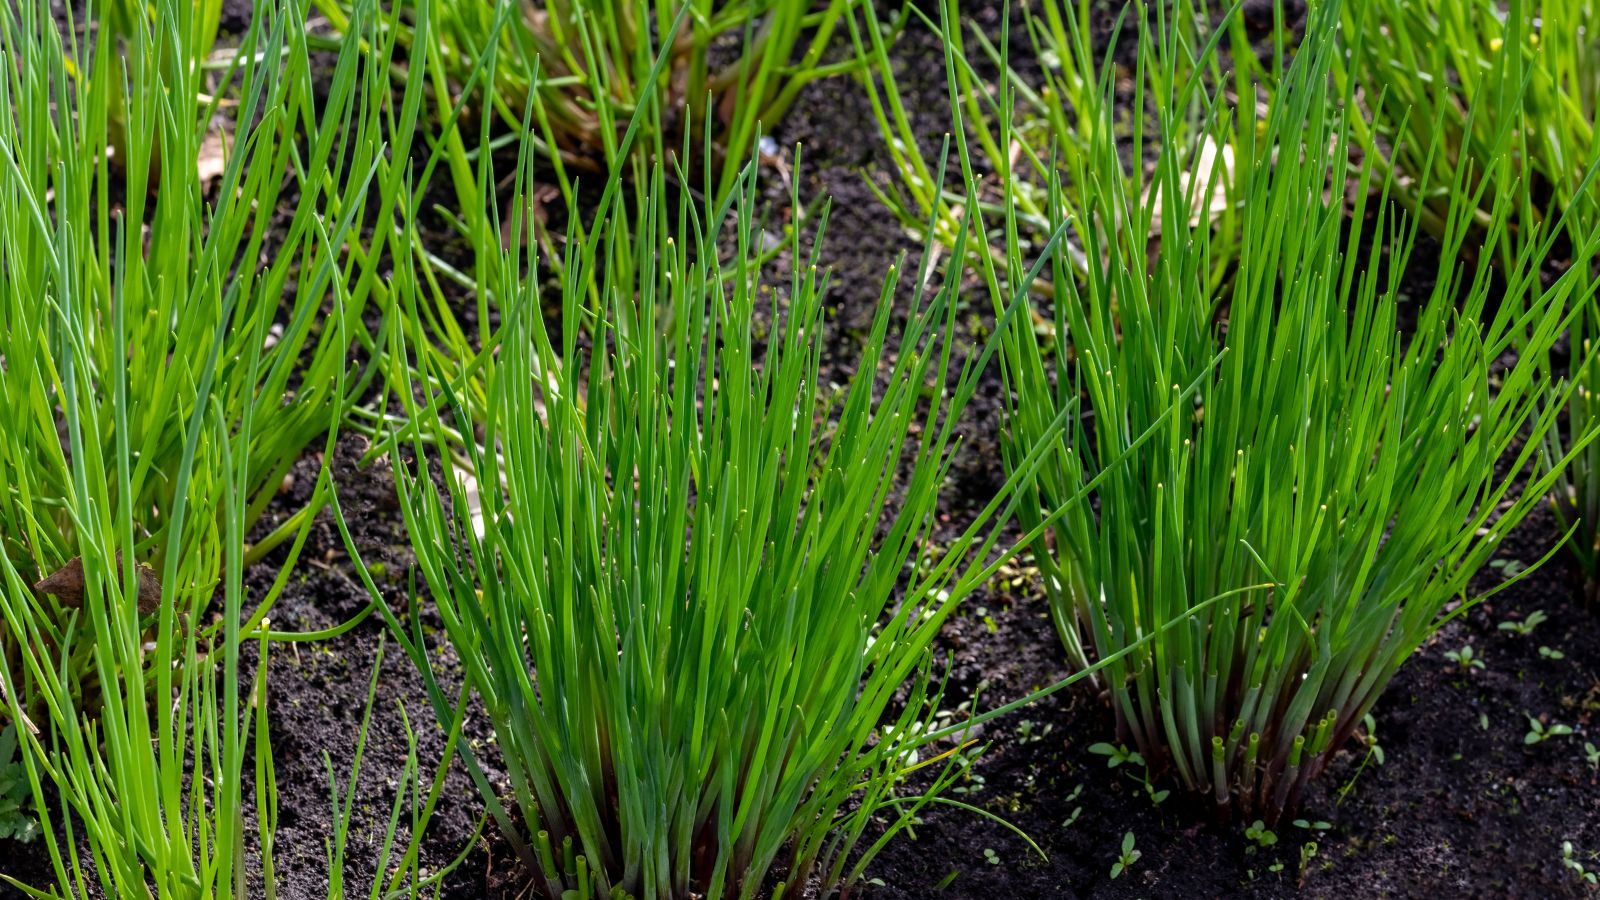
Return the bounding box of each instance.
[5,0,1600,898]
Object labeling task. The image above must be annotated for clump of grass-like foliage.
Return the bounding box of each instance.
[1333,0,1595,253]
[1334,1,1600,601]
[0,0,414,726]
[98,0,222,171]
[344,66,1154,887]
[967,0,1600,823]
[313,0,857,206]
[0,0,433,892]
[854,0,1280,289]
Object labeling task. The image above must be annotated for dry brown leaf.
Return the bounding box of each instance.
[34,552,162,615]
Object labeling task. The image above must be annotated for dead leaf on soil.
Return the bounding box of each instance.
[1146,136,1235,237]
[196,126,229,184]
[34,552,162,615]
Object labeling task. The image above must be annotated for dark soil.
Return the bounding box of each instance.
[857,503,1600,900]
[4,1,1599,898]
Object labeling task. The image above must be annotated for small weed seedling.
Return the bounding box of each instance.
[1338,715,1386,806]
[1584,742,1600,772]
[984,848,1001,866]
[1563,841,1598,885]
[1090,741,1169,806]
[1292,820,1329,881]
[1488,558,1529,579]
[1299,842,1320,881]
[1525,716,1575,745]
[1540,646,1566,660]
[1360,714,1387,766]
[1245,820,1279,852]
[972,605,1000,634]
[1089,742,1145,769]
[1143,780,1172,807]
[1061,784,1085,829]
[950,745,988,796]
[1499,610,1549,637]
[1445,645,1486,671]
[1016,719,1052,746]
[1111,831,1141,880]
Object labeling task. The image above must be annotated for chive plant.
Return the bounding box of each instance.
[0,352,276,897]
[1333,2,1600,599]
[964,0,1600,822]
[0,0,273,882]
[852,0,1276,291]
[357,62,1114,886]
[98,0,223,172]
[313,0,856,206]
[1548,294,1600,602]
[0,0,428,722]
[1332,0,1595,253]
[0,0,429,892]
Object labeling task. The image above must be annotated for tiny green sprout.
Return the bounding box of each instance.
[1480,713,1491,731]
[1017,719,1052,746]
[1563,841,1598,885]
[1539,646,1565,660]
[1498,610,1548,636]
[933,701,976,725]
[1361,713,1386,765]
[1444,644,1485,671]
[951,746,987,796]
[983,848,1001,866]
[1061,784,1085,828]
[1525,716,1575,745]
[1245,820,1279,851]
[973,605,999,634]
[951,775,987,796]
[935,870,960,890]
[1293,819,1333,831]
[1340,713,1388,804]
[1088,742,1145,769]
[1488,558,1528,579]
[1110,831,1141,879]
[1300,841,1320,874]
[1584,742,1600,770]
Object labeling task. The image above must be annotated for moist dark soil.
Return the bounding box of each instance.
[857,504,1600,900]
[5,1,1599,898]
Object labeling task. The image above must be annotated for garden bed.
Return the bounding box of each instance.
[3,1,1598,897]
